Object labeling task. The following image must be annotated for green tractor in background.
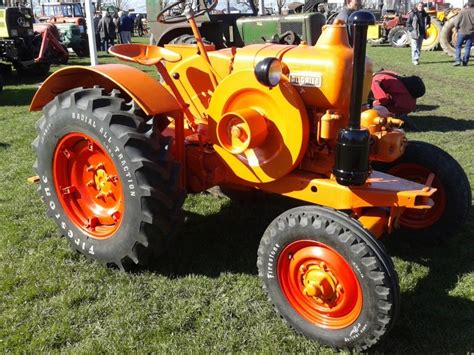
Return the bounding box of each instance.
[37,2,89,56]
[147,0,327,48]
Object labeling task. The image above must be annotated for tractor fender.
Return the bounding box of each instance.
[30,64,181,116]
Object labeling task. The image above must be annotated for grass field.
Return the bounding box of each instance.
[0,41,473,353]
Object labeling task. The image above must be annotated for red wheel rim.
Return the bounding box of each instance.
[277,240,362,329]
[389,163,446,229]
[53,133,124,239]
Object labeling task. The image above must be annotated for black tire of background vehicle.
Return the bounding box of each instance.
[422,18,442,51]
[388,25,410,48]
[372,141,471,241]
[32,87,186,270]
[257,206,400,351]
[73,39,90,57]
[0,73,3,92]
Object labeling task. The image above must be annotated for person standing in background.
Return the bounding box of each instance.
[113,13,121,44]
[406,2,430,65]
[453,0,474,66]
[335,0,362,45]
[97,10,116,51]
[119,11,134,44]
[93,13,102,51]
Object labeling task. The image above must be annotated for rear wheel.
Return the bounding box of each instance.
[32,87,185,270]
[372,141,471,240]
[258,206,400,351]
[422,18,441,51]
[440,16,474,57]
[388,26,409,48]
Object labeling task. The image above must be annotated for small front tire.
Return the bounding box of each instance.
[258,206,400,351]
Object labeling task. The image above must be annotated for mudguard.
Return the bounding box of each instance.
[30,64,181,116]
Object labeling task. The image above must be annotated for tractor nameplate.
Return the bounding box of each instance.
[289,72,322,88]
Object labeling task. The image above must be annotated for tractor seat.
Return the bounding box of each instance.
[109,44,182,66]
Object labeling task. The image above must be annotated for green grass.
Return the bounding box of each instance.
[1,42,473,353]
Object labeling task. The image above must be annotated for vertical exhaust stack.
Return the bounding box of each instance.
[333,11,376,186]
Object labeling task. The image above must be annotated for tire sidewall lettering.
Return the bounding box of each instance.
[262,211,385,348]
[37,104,142,260]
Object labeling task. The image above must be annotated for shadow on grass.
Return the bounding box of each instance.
[410,114,474,132]
[142,196,473,352]
[416,104,439,112]
[0,142,11,150]
[147,194,301,277]
[381,219,474,352]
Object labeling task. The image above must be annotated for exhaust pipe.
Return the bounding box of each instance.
[333,11,376,186]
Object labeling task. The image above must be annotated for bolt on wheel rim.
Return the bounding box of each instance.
[277,240,362,329]
[53,133,124,239]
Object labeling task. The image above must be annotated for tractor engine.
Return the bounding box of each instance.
[175,15,407,190]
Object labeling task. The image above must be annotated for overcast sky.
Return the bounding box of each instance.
[129,0,146,12]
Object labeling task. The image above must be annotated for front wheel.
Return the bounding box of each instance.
[258,206,400,351]
[373,141,471,240]
[32,87,185,270]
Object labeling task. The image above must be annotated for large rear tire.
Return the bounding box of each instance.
[440,16,474,58]
[258,206,400,351]
[422,18,441,51]
[32,87,185,270]
[372,141,471,241]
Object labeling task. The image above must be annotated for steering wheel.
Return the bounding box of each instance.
[156,0,219,24]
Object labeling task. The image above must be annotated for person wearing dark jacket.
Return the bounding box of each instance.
[453,0,474,66]
[97,11,116,51]
[406,2,430,65]
[334,0,362,45]
[119,11,134,44]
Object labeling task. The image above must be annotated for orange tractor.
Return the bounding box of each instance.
[30,2,470,351]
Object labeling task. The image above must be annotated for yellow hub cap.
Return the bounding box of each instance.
[94,168,112,194]
[302,262,339,303]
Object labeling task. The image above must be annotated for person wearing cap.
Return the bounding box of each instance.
[406,2,431,65]
[453,0,474,66]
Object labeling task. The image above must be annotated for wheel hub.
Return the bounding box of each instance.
[301,262,339,303]
[53,133,124,239]
[277,240,362,329]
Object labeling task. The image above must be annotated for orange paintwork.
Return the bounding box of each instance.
[30,20,441,239]
[360,109,406,162]
[53,133,124,239]
[109,43,182,65]
[249,170,435,210]
[207,69,309,183]
[29,64,181,116]
[217,108,269,154]
[357,208,389,237]
[278,240,363,329]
